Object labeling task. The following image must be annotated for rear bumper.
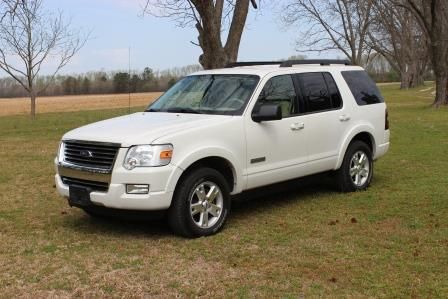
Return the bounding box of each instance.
[374,142,389,160]
[374,130,390,160]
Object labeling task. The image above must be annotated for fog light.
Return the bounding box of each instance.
[126,184,149,194]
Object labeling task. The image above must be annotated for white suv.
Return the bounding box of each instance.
[55,60,390,237]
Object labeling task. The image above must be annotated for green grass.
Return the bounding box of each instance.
[0,84,447,297]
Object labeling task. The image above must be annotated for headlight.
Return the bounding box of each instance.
[57,141,65,163]
[123,144,173,170]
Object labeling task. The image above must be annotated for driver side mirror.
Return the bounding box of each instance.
[252,103,282,122]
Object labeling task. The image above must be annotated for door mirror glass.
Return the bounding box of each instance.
[252,104,282,122]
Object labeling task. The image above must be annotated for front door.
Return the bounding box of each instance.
[245,74,308,189]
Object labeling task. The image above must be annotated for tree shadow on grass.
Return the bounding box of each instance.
[62,173,337,238]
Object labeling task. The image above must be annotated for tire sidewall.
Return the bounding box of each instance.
[342,141,373,191]
[173,167,231,237]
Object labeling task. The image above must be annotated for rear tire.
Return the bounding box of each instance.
[168,167,231,238]
[336,140,373,192]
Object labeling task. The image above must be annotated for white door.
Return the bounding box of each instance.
[295,72,350,172]
[245,75,309,189]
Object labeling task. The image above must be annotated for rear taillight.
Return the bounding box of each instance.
[385,108,389,130]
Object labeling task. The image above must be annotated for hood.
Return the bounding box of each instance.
[62,112,232,147]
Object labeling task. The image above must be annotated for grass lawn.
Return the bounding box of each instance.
[0,84,447,297]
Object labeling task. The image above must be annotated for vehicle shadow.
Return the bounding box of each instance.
[230,172,336,218]
[62,173,337,238]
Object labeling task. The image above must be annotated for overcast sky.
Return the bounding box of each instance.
[2,0,340,76]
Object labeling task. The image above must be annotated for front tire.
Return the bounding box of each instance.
[336,140,373,192]
[168,167,231,238]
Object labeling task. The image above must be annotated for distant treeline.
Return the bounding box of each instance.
[0,59,434,99]
[0,64,202,98]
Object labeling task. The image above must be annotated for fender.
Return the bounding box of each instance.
[335,123,376,170]
[165,146,244,195]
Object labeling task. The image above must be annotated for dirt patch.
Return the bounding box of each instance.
[0,92,162,116]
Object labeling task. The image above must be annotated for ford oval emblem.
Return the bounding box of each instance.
[80,150,94,158]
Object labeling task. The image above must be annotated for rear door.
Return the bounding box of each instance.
[294,72,349,172]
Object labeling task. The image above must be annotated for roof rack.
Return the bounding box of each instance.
[225,59,352,68]
[225,61,284,68]
[280,59,352,67]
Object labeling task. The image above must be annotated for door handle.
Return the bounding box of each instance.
[339,114,351,122]
[290,122,305,131]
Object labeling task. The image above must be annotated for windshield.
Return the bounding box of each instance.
[146,74,260,115]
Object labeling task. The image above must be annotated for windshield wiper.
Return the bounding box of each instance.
[145,108,160,112]
[166,107,202,114]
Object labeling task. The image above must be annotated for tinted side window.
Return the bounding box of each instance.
[342,71,384,105]
[297,73,333,112]
[256,75,297,117]
[323,73,342,108]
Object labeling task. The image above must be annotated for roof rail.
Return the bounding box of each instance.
[225,59,352,68]
[280,59,352,67]
[225,61,283,68]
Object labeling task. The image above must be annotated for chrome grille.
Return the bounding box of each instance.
[61,176,109,192]
[63,140,120,171]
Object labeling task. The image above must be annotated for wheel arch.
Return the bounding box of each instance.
[166,148,243,198]
[336,126,376,169]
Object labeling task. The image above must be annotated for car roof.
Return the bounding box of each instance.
[191,64,365,78]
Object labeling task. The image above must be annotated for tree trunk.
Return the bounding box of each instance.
[400,61,425,89]
[400,70,413,89]
[194,0,251,69]
[433,75,447,107]
[199,46,228,70]
[30,91,36,118]
[431,42,448,106]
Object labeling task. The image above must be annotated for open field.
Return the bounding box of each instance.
[0,92,162,116]
[0,82,422,117]
[0,83,447,297]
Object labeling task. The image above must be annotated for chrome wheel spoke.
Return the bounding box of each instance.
[350,167,357,176]
[208,203,221,217]
[359,153,366,165]
[360,168,369,177]
[190,203,202,216]
[200,211,209,227]
[206,185,219,202]
[195,185,206,201]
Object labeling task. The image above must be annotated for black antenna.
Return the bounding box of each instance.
[128,46,131,114]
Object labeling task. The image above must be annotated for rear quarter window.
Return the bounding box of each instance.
[341,71,384,105]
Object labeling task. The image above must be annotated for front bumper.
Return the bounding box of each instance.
[55,155,182,210]
[55,174,174,210]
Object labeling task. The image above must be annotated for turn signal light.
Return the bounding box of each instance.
[160,150,173,159]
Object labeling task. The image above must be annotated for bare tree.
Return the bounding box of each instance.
[400,0,448,106]
[1,1,18,22]
[369,0,429,89]
[142,0,258,69]
[0,0,87,117]
[282,0,374,66]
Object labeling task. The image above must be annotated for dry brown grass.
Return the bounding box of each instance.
[0,83,447,297]
[0,92,162,116]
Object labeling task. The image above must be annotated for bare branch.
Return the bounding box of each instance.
[142,0,258,69]
[0,0,88,117]
[282,0,374,65]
